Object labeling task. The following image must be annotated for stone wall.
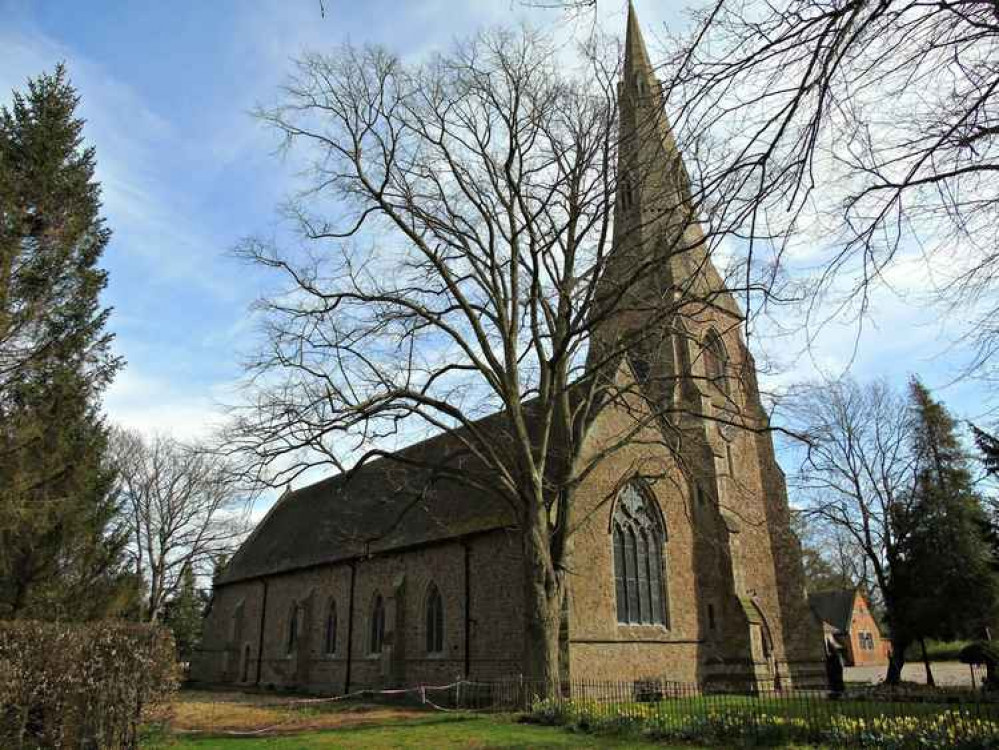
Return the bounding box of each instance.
[192,528,524,691]
[566,399,705,685]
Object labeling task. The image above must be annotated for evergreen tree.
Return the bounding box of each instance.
[971,424,999,572]
[973,425,999,479]
[894,381,999,647]
[0,66,129,619]
[162,567,205,662]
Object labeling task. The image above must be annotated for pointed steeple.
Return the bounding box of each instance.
[624,1,655,84]
[590,2,742,362]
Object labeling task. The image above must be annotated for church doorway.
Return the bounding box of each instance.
[760,623,781,691]
[748,600,781,692]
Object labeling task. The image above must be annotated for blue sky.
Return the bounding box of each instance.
[2,0,993,504]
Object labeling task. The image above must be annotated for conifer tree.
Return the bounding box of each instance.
[163,567,206,662]
[973,425,999,479]
[0,66,129,619]
[894,381,999,657]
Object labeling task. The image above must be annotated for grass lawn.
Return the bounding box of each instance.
[148,691,676,749]
[903,639,972,662]
[151,713,670,749]
[148,686,996,749]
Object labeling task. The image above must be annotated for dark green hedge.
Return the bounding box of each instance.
[0,620,179,749]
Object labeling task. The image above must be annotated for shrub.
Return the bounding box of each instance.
[0,620,179,749]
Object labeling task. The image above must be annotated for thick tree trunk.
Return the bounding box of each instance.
[522,515,564,698]
[920,638,935,687]
[886,638,908,685]
[883,584,908,686]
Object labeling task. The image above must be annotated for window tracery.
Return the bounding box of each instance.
[612,482,668,625]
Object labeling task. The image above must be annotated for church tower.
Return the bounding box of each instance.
[577,2,826,690]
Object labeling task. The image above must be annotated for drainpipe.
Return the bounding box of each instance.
[344,560,357,694]
[463,540,471,678]
[255,578,268,686]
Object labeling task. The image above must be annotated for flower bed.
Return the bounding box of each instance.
[526,697,999,748]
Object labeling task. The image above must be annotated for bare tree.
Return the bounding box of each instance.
[112,428,253,623]
[791,510,872,595]
[223,26,780,686]
[781,378,919,682]
[665,0,999,373]
[534,1,999,377]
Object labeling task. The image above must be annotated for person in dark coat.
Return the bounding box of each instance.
[825,639,845,697]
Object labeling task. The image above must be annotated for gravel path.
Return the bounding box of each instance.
[846,660,980,687]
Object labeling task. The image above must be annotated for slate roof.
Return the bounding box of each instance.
[218,414,523,586]
[807,589,857,634]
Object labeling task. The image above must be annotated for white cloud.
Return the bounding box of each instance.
[103,367,227,440]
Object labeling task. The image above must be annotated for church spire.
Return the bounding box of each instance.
[624,1,655,84]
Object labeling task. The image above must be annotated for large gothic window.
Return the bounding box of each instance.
[425,583,445,654]
[702,330,728,394]
[612,482,668,626]
[369,594,385,654]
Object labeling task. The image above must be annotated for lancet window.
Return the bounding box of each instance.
[425,584,445,654]
[703,330,728,394]
[612,482,668,626]
[369,594,385,654]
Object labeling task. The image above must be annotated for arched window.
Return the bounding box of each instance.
[324,598,337,655]
[425,584,445,654]
[286,602,300,655]
[241,644,251,682]
[231,600,245,646]
[702,331,728,394]
[629,351,651,383]
[611,482,668,626]
[620,174,635,211]
[369,594,385,654]
[635,72,646,96]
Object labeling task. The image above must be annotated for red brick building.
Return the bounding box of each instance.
[191,6,826,695]
[809,589,891,666]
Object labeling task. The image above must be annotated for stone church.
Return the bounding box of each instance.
[192,7,826,694]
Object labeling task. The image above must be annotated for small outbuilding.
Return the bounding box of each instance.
[809,589,891,666]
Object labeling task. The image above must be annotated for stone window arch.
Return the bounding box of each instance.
[612,481,668,626]
[286,601,300,655]
[620,173,636,211]
[324,597,337,655]
[369,594,386,655]
[425,583,445,655]
[241,644,252,682]
[231,599,246,646]
[635,72,646,96]
[702,329,728,394]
